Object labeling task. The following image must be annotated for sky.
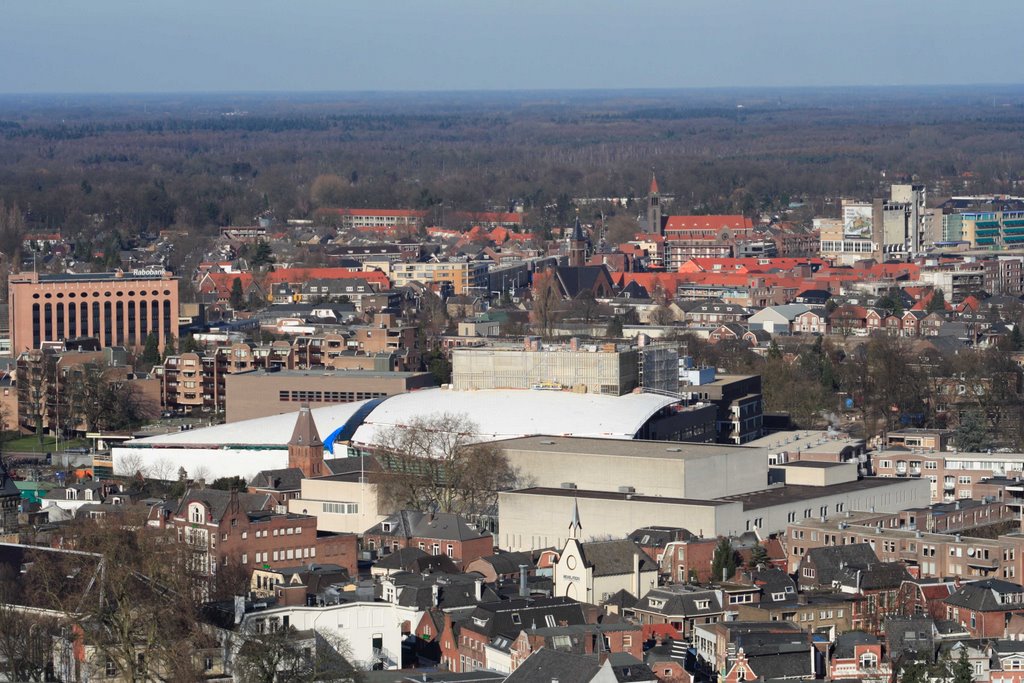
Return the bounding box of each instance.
[3,0,1022,94]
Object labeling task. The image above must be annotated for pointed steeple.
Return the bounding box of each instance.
[568,498,582,539]
[649,170,659,195]
[288,405,324,478]
[571,213,586,243]
[289,405,323,448]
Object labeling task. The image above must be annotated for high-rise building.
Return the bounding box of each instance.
[8,269,179,355]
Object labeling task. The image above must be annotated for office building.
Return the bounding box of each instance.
[8,269,179,354]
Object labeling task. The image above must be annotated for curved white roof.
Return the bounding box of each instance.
[125,388,676,449]
[126,400,371,447]
[350,388,676,445]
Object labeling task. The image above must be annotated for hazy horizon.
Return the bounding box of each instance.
[4,0,1023,95]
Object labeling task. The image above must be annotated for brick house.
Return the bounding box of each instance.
[439,597,586,673]
[828,631,892,681]
[163,488,357,582]
[506,622,643,673]
[944,578,1024,638]
[629,584,724,638]
[363,510,493,569]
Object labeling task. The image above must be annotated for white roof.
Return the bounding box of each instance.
[125,388,677,449]
[349,388,677,445]
[125,401,370,447]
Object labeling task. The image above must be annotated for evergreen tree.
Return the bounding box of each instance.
[951,648,973,683]
[927,288,947,313]
[140,332,161,367]
[606,315,624,338]
[229,277,245,309]
[955,409,988,453]
[162,334,177,360]
[710,537,737,582]
[748,543,769,569]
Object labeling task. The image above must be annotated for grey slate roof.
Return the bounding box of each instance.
[250,467,304,492]
[944,578,1024,612]
[834,631,879,659]
[462,597,586,640]
[503,649,601,683]
[366,511,490,542]
[472,551,535,576]
[579,539,656,578]
[803,543,880,585]
[633,584,722,619]
[628,526,694,549]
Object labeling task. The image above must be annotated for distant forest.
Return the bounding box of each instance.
[0,86,1023,251]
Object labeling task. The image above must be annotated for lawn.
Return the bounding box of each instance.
[3,434,89,454]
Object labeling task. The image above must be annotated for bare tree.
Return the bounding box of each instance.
[530,268,563,338]
[234,624,362,683]
[372,413,517,517]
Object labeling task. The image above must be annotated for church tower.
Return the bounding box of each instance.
[288,405,324,478]
[0,459,20,535]
[646,171,662,235]
[568,214,588,267]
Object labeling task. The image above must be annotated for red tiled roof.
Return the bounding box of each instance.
[316,208,427,219]
[264,267,389,288]
[663,215,754,232]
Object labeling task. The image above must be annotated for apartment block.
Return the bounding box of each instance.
[785,513,1024,581]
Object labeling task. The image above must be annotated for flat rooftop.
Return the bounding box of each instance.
[34,272,173,282]
[746,430,864,454]
[774,461,849,469]
[229,369,430,379]
[506,487,732,507]
[716,477,923,511]
[493,435,759,461]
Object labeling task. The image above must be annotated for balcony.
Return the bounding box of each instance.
[895,462,908,476]
[966,556,998,570]
[909,466,922,476]
[944,480,955,490]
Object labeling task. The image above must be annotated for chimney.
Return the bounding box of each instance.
[474,578,483,603]
[519,564,530,598]
[633,550,642,599]
[431,583,440,608]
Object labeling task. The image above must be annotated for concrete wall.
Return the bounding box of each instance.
[288,478,385,534]
[113,445,288,482]
[497,492,728,552]
[776,462,858,487]
[452,347,639,395]
[498,478,932,549]
[501,445,768,500]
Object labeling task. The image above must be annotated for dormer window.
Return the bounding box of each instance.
[189,503,205,524]
[696,600,710,610]
[381,522,392,533]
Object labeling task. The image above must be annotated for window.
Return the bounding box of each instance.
[105,658,117,676]
[802,567,815,578]
[860,652,878,669]
[382,522,392,533]
[511,613,521,625]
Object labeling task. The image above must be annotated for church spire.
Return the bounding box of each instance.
[569,498,582,539]
[647,169,663,236]
[288,405,324,478]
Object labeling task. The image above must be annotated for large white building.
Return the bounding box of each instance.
[496,437,931,551]
[112,388,684,481]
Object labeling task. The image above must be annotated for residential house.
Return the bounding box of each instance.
[825,631,891,681]
[439,597,586,673]
[747,304,810,334]
[362,510,493,569]
[944,578,1024,638]
[630,584,724,638]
